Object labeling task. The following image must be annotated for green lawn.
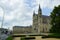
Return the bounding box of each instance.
[6,36,13,40]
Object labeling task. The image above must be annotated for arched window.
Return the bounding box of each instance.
[43,18,47,24]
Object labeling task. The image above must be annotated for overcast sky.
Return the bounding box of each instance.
[0,0,60,30]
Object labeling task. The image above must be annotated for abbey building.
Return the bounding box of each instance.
[13,5,51,34]
[32,5,51,33]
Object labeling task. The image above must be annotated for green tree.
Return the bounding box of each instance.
[50,5,60,33]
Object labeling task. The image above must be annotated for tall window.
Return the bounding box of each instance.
[43,19,47,24]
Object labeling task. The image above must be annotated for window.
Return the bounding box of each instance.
[34,28,36,30]
[43,19,47,24]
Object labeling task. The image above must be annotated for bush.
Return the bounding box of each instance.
[12,35,26,37]
[42,33,60,38]
[21,37,35,40]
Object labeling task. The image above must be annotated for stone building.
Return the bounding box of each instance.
[13,26,32,34]
[32,5,51,33]
[13,5,51,34]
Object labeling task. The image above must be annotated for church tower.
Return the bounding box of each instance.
[32,4,51,33]
[32,11,38,33]
[38,4,42,33]
[38,4,42,16]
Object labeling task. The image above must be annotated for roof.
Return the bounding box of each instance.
[13,26,32,28]
[0,28,8,30]
[42,15,50,19]
[34,14,50,19]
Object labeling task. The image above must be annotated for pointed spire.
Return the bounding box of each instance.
[38,4,41,11]
[38,4,42,16]
[33,10,35,16]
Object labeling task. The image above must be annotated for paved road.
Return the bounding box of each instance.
[13,37,21,40]
[0,34,8,40]
[35,36,60,40]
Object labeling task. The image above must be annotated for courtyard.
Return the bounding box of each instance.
[13,36,60,40]
[12,34,60,40]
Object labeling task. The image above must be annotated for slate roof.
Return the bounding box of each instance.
[13,26,32,28]
[34,14,50,19]
[42,15,50,19]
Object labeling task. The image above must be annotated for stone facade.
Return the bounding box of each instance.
[13,26,32,34]
[32,5,51,33]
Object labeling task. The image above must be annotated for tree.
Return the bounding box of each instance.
[50,5,60,33]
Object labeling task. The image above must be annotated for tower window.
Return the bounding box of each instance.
[34,28,36,30]
[43,19,47,24]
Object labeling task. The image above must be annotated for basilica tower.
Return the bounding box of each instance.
[38,4,42,33]
[32,4,51,33]
[32,11,38,33]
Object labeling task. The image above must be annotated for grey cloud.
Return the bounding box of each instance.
[0,0,36,29]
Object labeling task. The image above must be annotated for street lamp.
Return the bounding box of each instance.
[0,6,5,28]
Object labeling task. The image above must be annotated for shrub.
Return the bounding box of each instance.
[21,37,35,40]
[42,33,60,38]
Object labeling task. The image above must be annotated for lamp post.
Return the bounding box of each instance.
[0,6,5,28]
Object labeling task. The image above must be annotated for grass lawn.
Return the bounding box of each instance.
[6,36,13,40]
